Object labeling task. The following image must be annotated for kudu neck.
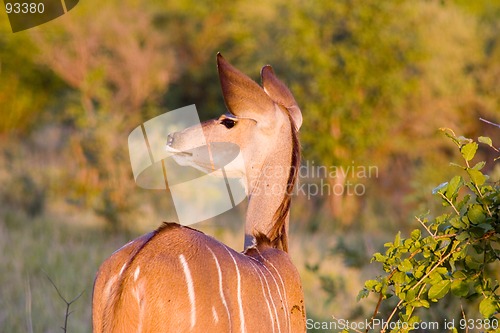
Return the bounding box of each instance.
[244,118,297,251]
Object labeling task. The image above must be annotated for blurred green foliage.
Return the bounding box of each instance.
[1,0,499,330]
[1,0,498,227]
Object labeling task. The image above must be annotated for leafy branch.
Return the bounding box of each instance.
[358,129,500,332]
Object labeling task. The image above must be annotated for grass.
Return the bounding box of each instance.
[0,211,131,333]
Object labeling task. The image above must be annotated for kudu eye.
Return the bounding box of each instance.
[220,118,236,129]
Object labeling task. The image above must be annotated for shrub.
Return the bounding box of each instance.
[359,129,500,332]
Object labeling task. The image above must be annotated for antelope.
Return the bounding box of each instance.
[92,54,306,332]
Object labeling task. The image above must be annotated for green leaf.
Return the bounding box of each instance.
[414,265,425,279]
[451,279,469,297]
[398,259,413,273]
[435,267,449,276]
[472,244,484,254]
[479,297,497,318]
[467,205,486,225]
[478,136,493,147]
[364,279,379,289]
[394,232,401,247]
[461,142,478,161]
[452,270,467,279]
[392,271,407,284]
[410,229,421,241]
[428,280,451,301]
[469,226,488,238]
[477,223,493,232]
[429,271,444,284]
[467,168,487,186]
[413,299,430,308]
[456,231,470,241]
[408,315,420,326]
[450,216,466,229]
[465,254,482,270]
[445,176,462,199]
[456,194,471,212]
[405,288,417,302]
[373,253,387,263]
[472,161,486,170]
[357,288,370,301]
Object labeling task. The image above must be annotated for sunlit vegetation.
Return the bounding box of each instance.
[0,0,499,331]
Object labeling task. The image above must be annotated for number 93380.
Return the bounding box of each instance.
[5,2,45,14]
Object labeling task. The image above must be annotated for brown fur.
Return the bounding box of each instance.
[94,224,306,332]
[101,223,200,332]
[266,113,301,252]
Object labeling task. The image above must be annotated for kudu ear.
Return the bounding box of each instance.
[217,53,276,124]
[261,65,303,130]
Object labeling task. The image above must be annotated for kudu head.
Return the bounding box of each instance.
[166,53,302,251]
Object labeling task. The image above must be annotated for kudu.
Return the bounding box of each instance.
[92,54,306,332]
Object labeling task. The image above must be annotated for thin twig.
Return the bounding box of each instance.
[381,299,404,333]
[479,118,500,129]
[365,292,384,333]
[24,276,33,333]
[44,272,85,333]
[409,243,456,292]
[438,192,460,216]
[461,304,469,333]
[434,233,458,240]
[416,216,434,237]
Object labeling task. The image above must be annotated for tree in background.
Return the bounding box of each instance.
[274,0,499,229]
[2,0,498,228]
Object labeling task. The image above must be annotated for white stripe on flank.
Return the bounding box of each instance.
[212,306,219,324]
[265,263,290,331]
[224,247,246,333]
[248,259,277,333]
[256,249,291,332]
[207,246,231,330]
[134,266,140,281]
[119,263,127,276]
[179,254,196,330]
[103,275,118,300]
[132,280,145,333]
